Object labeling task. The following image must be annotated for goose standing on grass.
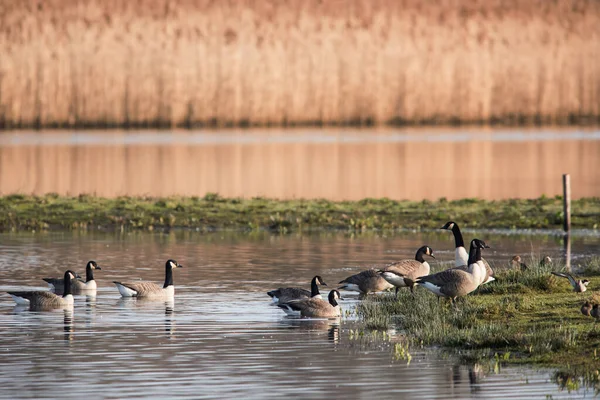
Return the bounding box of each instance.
[379,246,435,295]
[8,270,77,310]
[43,261,102,293]
[267,275,327,304]
[338,269,394,295]
[441,221,495,284]
[511,255,528,271]
[581,301,592,316]
[113,259,183,299]
[416,239,488,304]
[277,289,342,318]
[551,272,589,293]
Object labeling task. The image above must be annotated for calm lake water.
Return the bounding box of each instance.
[0,230,598,399]
[0,128,599,200]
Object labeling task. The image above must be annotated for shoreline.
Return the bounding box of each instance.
[355,257,600,380]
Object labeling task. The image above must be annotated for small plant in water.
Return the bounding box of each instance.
[393,342,412,365]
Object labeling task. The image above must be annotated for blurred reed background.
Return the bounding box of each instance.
[1,0,599,129]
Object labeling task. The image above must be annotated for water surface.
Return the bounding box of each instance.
[0,231,597,399]
[1,128,599,200]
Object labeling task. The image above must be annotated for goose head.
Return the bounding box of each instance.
[328,289,343,304]
[167,259,183,269]
[423,245,435,259]
[87,260,101,270]
[314,275,328,287]
[474,239,490,249]
[441,221,456,230]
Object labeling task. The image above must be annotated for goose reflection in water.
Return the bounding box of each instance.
[116,298,176,338]
[63,309,74,343]
[279,318,341,344]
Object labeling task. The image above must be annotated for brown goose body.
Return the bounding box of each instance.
[267,275,327,304]
[338,269,393,294]
[442,221,494,284]
[9,270,77,310]
[581,301,592,316]
[114,259,183,299]
[417,239,488,302]
[277,290,341,318]
[380,246,434,294]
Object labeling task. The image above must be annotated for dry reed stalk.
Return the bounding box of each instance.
[0,0,599,128]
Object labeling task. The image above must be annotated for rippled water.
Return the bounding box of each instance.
[0,230,598,399]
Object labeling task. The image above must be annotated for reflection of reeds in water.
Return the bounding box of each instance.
[1,0,599,128]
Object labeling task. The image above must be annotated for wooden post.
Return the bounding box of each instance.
[563,234,572,272]
[563,174,571,233]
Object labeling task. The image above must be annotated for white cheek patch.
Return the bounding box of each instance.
[170,261,177,268]
[449,223,454,229]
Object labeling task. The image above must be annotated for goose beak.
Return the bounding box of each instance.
[484,244,491,249]
[429,254,436,259]
[178,264,183,268]
[76,273,82,279]
[96,266,102,270]
[321,282,328,287]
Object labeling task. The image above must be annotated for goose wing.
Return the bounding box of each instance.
[551,272,577,288]
[115,281,162,296]
[417,268,467,287]
[382,260,422,276]
[339,269,379,284]
[481,258,494,278]
[267,287,311,302]
[279,297,336,318]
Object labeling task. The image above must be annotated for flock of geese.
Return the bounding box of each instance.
[266,221,597,318]
[3,221,595,320]
[6,259,183,310]
[267,221,495,317]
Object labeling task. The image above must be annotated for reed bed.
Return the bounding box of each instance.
[1,0,599,128]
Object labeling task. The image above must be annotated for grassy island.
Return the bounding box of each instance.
[0,193,599,232]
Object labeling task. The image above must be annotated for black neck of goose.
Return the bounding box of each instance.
[467,242,479,266]
[85,264,94,282]
[63,272,73,297]
[415,248,426,263]
[163,264,174,288]
[310,277,321,297]
[452,224,465,248]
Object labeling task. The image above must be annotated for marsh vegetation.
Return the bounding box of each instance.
[356,256,600,375]
[1,0,599,128]
[1,193,599,232]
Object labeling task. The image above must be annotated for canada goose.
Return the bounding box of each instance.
[551,272,590,293]
[379,245,435,295]
[338,269,394,294]
[8,270,77,310]
[441,221,494,284]
[267,275,327,304]
[511,255,528,271]
[416,239,488,303]
[581,301,592,316]
[592,304,600,320]
[43,261,101,293]
[113,259,183,299]
[277,289,342,318]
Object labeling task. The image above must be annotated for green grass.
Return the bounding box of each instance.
[356,258,600,378]
[1,194,599,232]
